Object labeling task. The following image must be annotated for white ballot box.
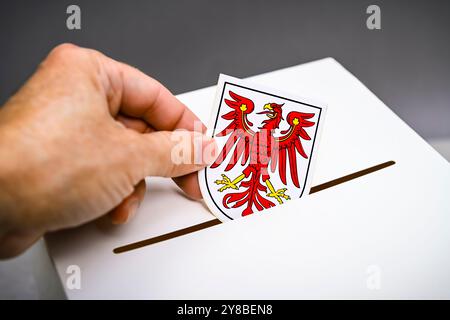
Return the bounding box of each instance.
[46,58,450,299]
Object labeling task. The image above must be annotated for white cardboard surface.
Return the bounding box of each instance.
[46,58,450,299]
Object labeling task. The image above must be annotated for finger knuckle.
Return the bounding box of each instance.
[47,43,80,62]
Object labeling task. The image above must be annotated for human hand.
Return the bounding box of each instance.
[0,44,216,258]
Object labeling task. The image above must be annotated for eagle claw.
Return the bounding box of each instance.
[215,174,240,192]
[267,188,290,204]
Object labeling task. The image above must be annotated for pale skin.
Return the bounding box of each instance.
[0,44,216,259]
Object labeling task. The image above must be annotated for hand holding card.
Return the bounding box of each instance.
[199,75,326,222]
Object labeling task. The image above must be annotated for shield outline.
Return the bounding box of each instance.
[200,75,326,222]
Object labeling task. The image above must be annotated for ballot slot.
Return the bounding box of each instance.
[113,160,395,254]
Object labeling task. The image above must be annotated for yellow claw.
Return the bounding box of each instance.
[214,173,245,192]
[265,180,290,204]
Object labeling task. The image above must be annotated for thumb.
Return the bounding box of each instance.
[131,130,217,179]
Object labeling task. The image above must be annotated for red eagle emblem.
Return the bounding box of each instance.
[211,90,315,217]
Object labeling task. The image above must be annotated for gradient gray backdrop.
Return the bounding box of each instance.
[1,0,449,139]
[0,0,449,299]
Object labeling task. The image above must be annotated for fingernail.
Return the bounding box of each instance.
[201,136,218,165]
[201,135,215,148]
[126,200,140,223]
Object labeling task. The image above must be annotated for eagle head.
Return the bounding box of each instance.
[257,102,284,129]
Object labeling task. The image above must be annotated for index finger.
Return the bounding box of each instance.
[98,52,205,132]
[94,51,206,199]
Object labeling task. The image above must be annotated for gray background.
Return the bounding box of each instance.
[0,0,449,299]
[1,0,449,138]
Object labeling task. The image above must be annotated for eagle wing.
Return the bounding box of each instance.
[270,111,315,188]
[210,91,256,171]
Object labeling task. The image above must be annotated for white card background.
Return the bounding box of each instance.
[199,74,327,222]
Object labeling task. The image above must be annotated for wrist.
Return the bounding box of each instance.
[0,119,30,234]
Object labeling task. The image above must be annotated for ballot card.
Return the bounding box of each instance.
[199,74,327,222]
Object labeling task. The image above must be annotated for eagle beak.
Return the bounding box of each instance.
[257,103,276,118]
[263,103,273,111]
